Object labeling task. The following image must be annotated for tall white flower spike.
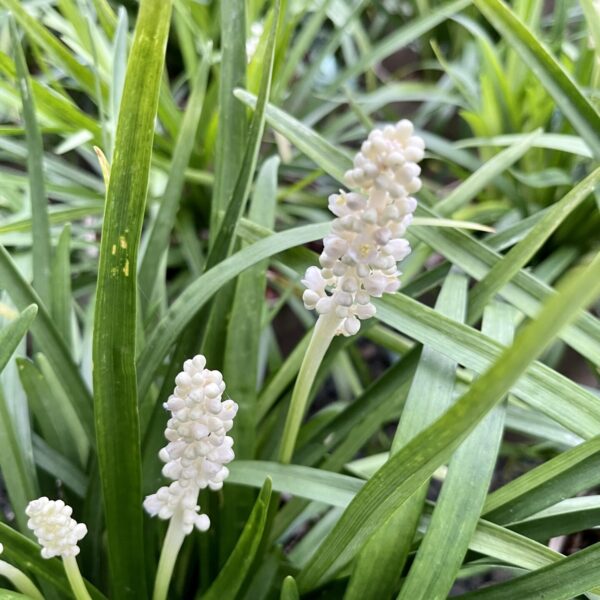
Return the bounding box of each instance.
[25,498,91,600]
[144,354,238,535]
[146,355,238,600]
[302,119,425,337]
[26,497,87,559]
[281,119,425,465]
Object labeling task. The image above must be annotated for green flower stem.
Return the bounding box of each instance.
[152,507,186,600]
[63,555,92,600]
[0,559,43,600]
[278,311,342,464]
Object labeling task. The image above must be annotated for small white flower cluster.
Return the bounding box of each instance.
[246,22,264,62]
[25,498,87,559]
[144,355,238,535]
[302,120,425,336]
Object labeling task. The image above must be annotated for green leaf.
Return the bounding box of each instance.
[210,0,246,236]
[92,0,172,597]
[205,0,281,268]
[202,478,272,600]
[346,271,468,599]
[454,133,592,157]
[138,52,211,305]
[225,157,279,456]
[473,0,600,159]
[0,0,103,98]
[234,89,349,182]
[296,250,600,591]
[412,206,600,365]
[227,461,362,507]
[483,435,600,524]
[376,292,600,439]
[322,0,471,95]
[280,576,299,600]
[434,130,541,216]
[454,541,600,599]
[0,245,94,438]
[11,20,51,307]
[50,224,72,348]
[468,166,600,323]
[0,306,39,532]
[219,158,279,555]
[398,301,513,599]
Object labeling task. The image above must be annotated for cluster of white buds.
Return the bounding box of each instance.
[144,355,238,535]
[25,498,87,559]
[302,119,425,336]
[246,21,264,62]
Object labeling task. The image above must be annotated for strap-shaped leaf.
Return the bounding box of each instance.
[92,0,172,597]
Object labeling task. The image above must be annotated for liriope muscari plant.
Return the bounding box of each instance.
[279,120,425,463]
[144,354,238,600]
[25,497,91,600]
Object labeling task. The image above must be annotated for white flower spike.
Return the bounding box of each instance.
[144,355,238,535]
[26,497,87,559]
[302,119,425,337]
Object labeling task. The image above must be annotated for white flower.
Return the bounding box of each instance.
[26,498,87,559]
[345,119,425,195]
[302,119,424,336]
[144,355,238,535]
[246,22,264,62]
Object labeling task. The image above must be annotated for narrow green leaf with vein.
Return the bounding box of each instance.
[0,245,94,437]
[0,0,103,98]
[234,89,350,182]
[219,157,279,556]
[92,0,172,597]
[138,54,210,306]
[11,20,51,306]
[347,271,467,599]
[32,435,87,498]
[206,0,281,267]
[376,293,600,439]
[399,301,513,599]
[455,541,600,599]
[228,461,363,507]
[483,435,600,524]
[468,166,600,322]
[322,0,470,94]
[435,130,541,216]
[210,0,247,236]
[50,224,72,348]
[224,158,279,455]
[0,306,39,533]
[412,207,600,364]
[296,250,600,591]
[454,133,592,157]
[202,479,272,600]
[473,0,600,159]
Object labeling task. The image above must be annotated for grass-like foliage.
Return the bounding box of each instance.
[0,0,599,598]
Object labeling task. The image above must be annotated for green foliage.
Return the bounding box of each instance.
[0,0,599,599]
